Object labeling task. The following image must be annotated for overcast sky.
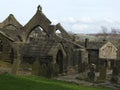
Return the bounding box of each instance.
[0,0,120,34]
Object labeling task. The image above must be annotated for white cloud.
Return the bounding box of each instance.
[70,21,101,33]
[51,16,120,34]
[60,17,94,24]
[71,24,89,31]
[78,17,94,23]
[51,17,97,33]
[103,17,114,23]
[61,17,76,23]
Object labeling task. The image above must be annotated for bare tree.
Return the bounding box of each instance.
[111,28,120,34]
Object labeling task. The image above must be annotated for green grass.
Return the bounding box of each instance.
[0,74,111,90]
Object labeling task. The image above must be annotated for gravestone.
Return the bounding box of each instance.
[87,63,96,82]
[97,66,107,82]
[77,70,89,80]
[87,70,95,82]
[32,59,40,75]
[40,63,48,77]
[46,62,53,78]
[32,61,47,77]
[111,66,119,83]
[78,62,88,73]
[77,63,89,80]
[67,66,76,75]
[52,63,59,77]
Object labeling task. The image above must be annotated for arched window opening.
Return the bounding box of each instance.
[29,26,48,42]
[55,30,62,37]
[56,50,63,74]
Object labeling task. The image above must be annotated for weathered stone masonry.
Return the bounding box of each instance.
[0,5,88,77]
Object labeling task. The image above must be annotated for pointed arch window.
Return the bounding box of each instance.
[29,26,48,42]
[55,30,62,37]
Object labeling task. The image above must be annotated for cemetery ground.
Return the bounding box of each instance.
[0,61,119,90]
[0,74,112,90]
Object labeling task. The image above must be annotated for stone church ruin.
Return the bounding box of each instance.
[0,5,88,77]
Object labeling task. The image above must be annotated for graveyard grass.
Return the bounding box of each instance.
[0,74,111,90]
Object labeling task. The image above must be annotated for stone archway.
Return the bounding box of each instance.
[25,25,49,42]
[56,50,63,74]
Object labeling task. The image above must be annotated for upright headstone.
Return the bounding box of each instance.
[52,64,59,77]
[32,59,40,75]
[97,66,107,82]
[111,66,119,83]
[87,64,96,82]
[46,62,53,78]
[77,63,89,80]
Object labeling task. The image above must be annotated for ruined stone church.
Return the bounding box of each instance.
[0,5,87,76]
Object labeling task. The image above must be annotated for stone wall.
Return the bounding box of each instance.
[0,35,13,63]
